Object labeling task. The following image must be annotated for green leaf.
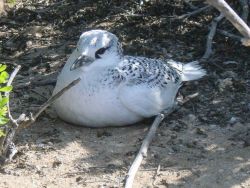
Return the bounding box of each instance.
[0,77,5,84]
[0,130,5,138]
[0,64,7,72]
[0,64,12,132]
[0,116,9,125]
[0,71,9,84]
[0,86,13,92]
[1,71,9,79]
[6,0,16,5]
[0,97,9,108]
[0,106,7,116]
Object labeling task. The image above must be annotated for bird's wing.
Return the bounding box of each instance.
[117,56,181,87]
[117,56,181,117]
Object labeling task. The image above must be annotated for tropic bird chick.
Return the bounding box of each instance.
[53,30,206,127]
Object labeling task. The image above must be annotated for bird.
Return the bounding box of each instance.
[53,30,206,127]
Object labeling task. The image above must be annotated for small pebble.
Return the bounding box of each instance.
[76,176,83,182]
[52,160,62,168]
[218,78,233,92]
[26,40,33,48]
[196,128,207,136]
[229,116,240,125]
[35,32,42,38]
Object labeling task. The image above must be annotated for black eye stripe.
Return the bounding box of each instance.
[95,46,110,59]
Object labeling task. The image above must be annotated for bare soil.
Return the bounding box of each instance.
[0,1,250,188]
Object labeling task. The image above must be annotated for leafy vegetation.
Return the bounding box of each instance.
[6,0,16,5]
[0,64,12,137]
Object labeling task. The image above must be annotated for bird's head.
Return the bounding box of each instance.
[70,30,123,71]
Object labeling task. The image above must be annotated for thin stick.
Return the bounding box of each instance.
[152,164,161,186]
[178,92,199,105]
[20,78,81,128]
[0,65,21,160]
[5,65,21,126]
[206,0,250,46]
[6,65,21,88]
[184,0,198,10]
[216,29,242,41]
[125,114,165,188]
[173,5,211,20]
[201,13,224,60]
[15,79,57,89]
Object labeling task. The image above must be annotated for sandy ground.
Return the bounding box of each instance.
[1,116,250,188]
[0,0,250,187]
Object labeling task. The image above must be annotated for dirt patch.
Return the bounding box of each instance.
[0,0,249,187]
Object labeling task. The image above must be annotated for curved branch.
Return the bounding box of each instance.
[202,13,224,60]
[5,65,21,126]
[206,0,250,46]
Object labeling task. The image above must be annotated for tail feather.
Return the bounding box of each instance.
[181,61,206,81]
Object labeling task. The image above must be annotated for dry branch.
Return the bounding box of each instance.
[216,29,242,41]
[5,65,21,126]
[202,13,224,60]
[125,113,165,188]
[174,5,211,20]
[20,78,81,128]
[124,93,199,188]
[0,65,22,161]
[184,0,198,10]
[152,164,161,186]
[15,78,57,89]
[206,0,250,46]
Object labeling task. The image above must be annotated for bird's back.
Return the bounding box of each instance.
[116,56,182,88]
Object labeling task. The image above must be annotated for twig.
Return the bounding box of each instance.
[173,5,211,20]
[15,79,57,89]
[5,65,21,126]
[1,114,30,162]
[178,92,199,105]
[0,65,21,162]
[216,28,242,41]
[125,113,166,188]
[206,0,250,46]
[124,93,199,188]
[6,66,21,88]
[201,13,224,60]
[152,164,161,186]
[184,0,198,10]
[20,78,81,128]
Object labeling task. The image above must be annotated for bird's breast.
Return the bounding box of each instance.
[53,71,142,126]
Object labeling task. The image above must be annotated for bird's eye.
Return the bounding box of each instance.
[95,47,109,59]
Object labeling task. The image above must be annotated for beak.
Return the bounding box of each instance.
[70,55,95,71]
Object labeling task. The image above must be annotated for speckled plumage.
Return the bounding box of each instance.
[98,57,182,89]
[53,30,206,127]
